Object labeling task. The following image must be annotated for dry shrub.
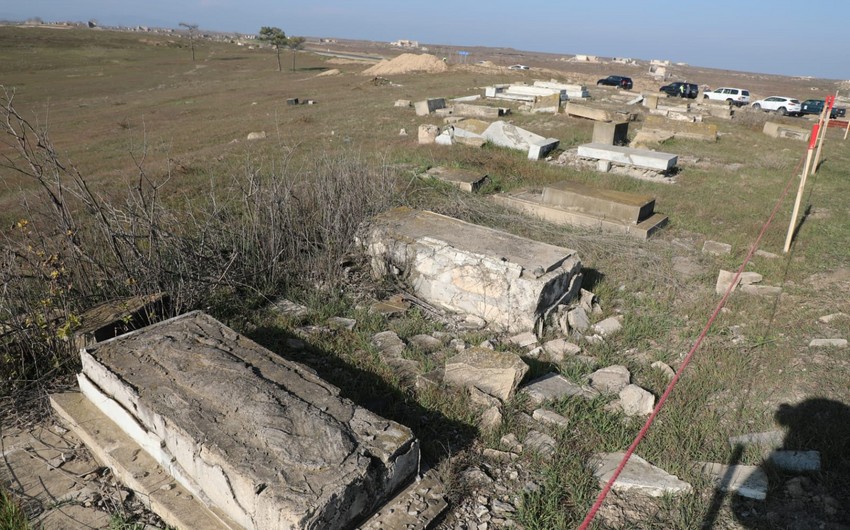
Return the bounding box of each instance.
[0,88,397,400]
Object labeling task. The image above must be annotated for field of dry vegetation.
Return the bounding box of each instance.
[1,26,849,529]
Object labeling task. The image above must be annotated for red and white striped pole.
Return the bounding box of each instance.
[810,94,835,175]
[784,124,820,253]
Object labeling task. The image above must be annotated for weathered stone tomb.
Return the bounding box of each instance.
[360,207,582,332]
[75,311,419,530]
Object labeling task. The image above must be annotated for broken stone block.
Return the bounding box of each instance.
[78,311,419,530]
[444,348,529,401]
[72,293,166,350]
[418,124,440,144]
[524,431,557,458]
[360,208,583,332]
[327,316,356,331]
[394,99,411,107]
[589,365,631,394]
[453,103,508,119]
[619,384,655,416]
[408,334,442,353]
[591,121,629,146]
[270,297,310,319]
[358,470,448,530]
[643,115,718,142]
[246,131,266,140]
[532,408,569,428]
[728,430,784,449]
[808,338,848,348]
[577,143,678,172]
[522,372,598,406]
[509,331,538,348]
[481,121,559,160]
[768,450,820,472]
[565,102,617,122]
[414,98,446,116]
[532,93,561,114]
[434,127,455,145]
[699,462,768,500]
[763,121,811,141]
[568,307,591,332]
[818,312,848,324]
[590,452,692,497]
[423,166,490,193]
[592,316,622,338]
[542,338,581,360]
[703,240,732,256]
[739,284,782,296]
[715,270,763,295]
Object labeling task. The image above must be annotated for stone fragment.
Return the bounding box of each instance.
[408,334,442,353]
[372,330,406,357]
[508,331,538,348]
[716,270,763,295]
[479,407,503,432]
[699,462,768,500]
[423,166,490,193]
[768,450,820,472]
[78,312,419,530]
[592,316,622,338]
[651,361,676,380]
[483,448,518,462]
[542,338,581,360]
[591,121,629,146]
[703,240,732,256]
[500,434,522,453]
[370,294,410,315]
[755,249,779,259]
[358,470,448,530]
[327,317,356,331]
[532,408,570,428]
[435,127,455,145]
[619,384,655,416]
[398,128,407,136]
[394,99,411,107]
[818,312,848,324]
[418,124,440,144]
[728,430,784,449]
[72,293,166,350]
[361,208,583,332]
[270,298,310,319]
[246,131,266,140]
[444,348,529,401]
[568,307,591,332]
[739,284,782,296]
[808,338,848,348]
[469,386,502,409]
[521,373,598,406]
[524,431,557,458]
[590,452,692,497]
[589,365,631,393]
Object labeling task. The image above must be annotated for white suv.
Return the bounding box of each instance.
[703,87,750,106]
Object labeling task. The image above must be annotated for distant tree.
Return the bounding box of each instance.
[287,36,306,72]
[179,22,199,62]
[258,26,288,71]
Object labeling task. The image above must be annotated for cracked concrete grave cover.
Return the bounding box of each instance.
[360,207,582,332]
[76,311,419,530]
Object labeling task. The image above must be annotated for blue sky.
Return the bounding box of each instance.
[3,0,848,79]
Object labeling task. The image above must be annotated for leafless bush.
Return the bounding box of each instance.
[0,88,397,399]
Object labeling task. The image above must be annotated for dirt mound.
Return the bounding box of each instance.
[361,53,448,76]
[315,69,341,77]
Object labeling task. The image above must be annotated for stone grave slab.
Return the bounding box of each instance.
[542,180,656,224]
[423,166,490,193]
[481,121,559,160]
[77,311,419,530]
[361,207,582,332]
[577,143,678,172]
[643,114,718,142]
[414,98,446,116]
[72,292,166,350]
[592,121,629,145]
[590,452,692,497]
[452,103,507,119]
[763,121,811,141]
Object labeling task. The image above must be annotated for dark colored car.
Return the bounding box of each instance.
[660,82,698,99]
[800,99,846,119]
[596,75,633,90]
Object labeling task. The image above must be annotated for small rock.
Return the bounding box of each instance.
[739,284,782,296]
[808,338,847,348]
[755,249,779,259]
[699,462,768,500]
[327,317,356,331]
[482,448,518,462]
[479,406,503,432]
[818,312,848,324]
[270,298,309,318]
[408,334,442,353]
[372,331,406,357]
[459,315,487,330]
[589,365,631,393]
[450,338,467,352]
[591,452,692,497]
[768,450,820,472]
[246,131,267,141]
[532,408,569,428]
[491,499,515,515]
[542,338,580,360]
[444,348,529,401]
[619,384,655,416]
[579,289,597,314]
[399,128,408,136]
[592,317,622,338]
[508,332,537,348]
[500,433,522,453]
[650,361,676,380]
[703,240,732,256]
[522,373,598,406]
[479,339,496,350]
[524,430,557,458]
[728,430,784,448]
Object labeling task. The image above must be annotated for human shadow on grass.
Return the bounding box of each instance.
[702,398,850,529]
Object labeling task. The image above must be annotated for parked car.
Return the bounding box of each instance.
[659,82,698,99]
[751,96,802,116]
[800,99,847,119]
[596,75,633,90]
[703,87,750,106]
[508,64,529,70]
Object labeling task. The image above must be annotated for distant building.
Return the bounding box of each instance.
[390,39,419,48]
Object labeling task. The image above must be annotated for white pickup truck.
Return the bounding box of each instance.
[703,87,750,106]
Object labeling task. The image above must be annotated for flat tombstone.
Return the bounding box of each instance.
[542,180,655,224]
[577,143,677,172]
[72,293,166,350]
[565,102,614,122]
[424,166,490,193]
[78,311,419,530]
[414,98,447,116]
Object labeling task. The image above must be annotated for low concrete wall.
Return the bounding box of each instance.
[763,121,811,141]
[361,208,583,331]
